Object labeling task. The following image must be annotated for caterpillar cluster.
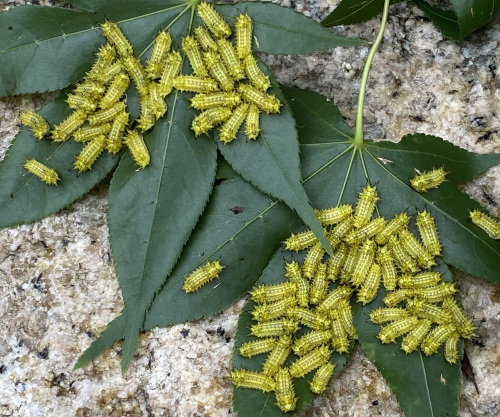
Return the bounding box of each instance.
[173,2,282,143]
[20,21,181,180]
[232,185,475,412]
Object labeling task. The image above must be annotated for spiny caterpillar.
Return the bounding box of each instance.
[410,167,447,192]
[182,260,225,293]
[20,111,50,139]
[232,183,475,411]
[197,2,232,39]
[124,130,150,169]
[73,134,107,172]
[234,13,252,59]
[469,210,500,239]
[23,159,60,185]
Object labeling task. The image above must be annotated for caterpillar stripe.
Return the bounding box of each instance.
[310,362,335,394]
[219,103,249,144]
[238,337,277,358]
[442,297,475,338]
[292,330,332,356]
[309,262,328,305]
[100,20,133,56]
[235,13,252,59]
[146,31,172,79]
[147,83,167,119]
[182,260,225,293]
[24,159,60,185]
[197,2,232,39]
[316,285,353,315]
[326,242,348,281]
[107,111,129,154]
[245,104,260,140]
[316,204,353,226]
[444,332,460,364]
[470,210,500,239]
[159,51,182,95]
[73,123,112,143]
[274,368,297,413]
[238,84,281,114]
[285,261,309,307]
[85,44,117,81]
[283,229,318,252]
[382,289,412,307]
[217,38,245,80]
[73,134,107,172]
[357,262,381,305]
[413,283,457,303]
[191,107,232,136]
[262,334,291,376]
[335,299,356,338]
[344,216,386,245]
[350,239,376,287]
[375,212,410,245]
[173,75,219,93]
[330,317,350,354]
[20,111,50,140]
[66,94,97,113]
[182,36,209,77]
[388,235,419,273]
[339,244,359,283]
[73,81,106,99]
[98,61,123,85]
[397,271,441,289]
[194,26,218,51]
[410,167,447,192]
[289,345,331,378]
[250,318,299,338]
[122,56,149,96]
[416,210,442,256]
[250,282,297,304]
[398,229,435,269]
[51,109,88,142]
[137,93,156,132]
[251,296,296,322]
[231,369,275,392]
[420,323,456,355]
[287,307,330,331]
[190,92,241,110]
[353,185,379,228]
[244,54,271,91]
[302,241,325,279]
[405,299,451,325]
[369,307,409,324]
[376,245,397,291]
[99,72,130,110]
[377,316,419,344]
[88,101,127,126]
[327,216,354,249]
[124,129,150,169]
[400,318,432,353]
[204,51,234,92]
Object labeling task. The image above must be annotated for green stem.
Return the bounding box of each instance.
[352,0,391,148]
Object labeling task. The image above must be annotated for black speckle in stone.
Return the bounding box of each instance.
[181,328,190,338]
[0,364,6,374]
[37,347,49,360]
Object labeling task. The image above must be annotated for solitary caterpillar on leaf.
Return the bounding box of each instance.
[182,260,225,293]
[24,159,60,185]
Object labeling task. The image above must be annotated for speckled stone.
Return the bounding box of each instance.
[0,1,499,416]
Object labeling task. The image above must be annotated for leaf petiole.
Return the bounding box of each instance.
[352,0,390,149]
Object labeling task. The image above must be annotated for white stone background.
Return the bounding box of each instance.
[0,0,499,416]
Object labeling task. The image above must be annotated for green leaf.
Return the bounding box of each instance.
[62,0,108,12]
[0,98,118,228]
[0,0,188,97]
[216,1,366,54]
[412,0,461,40]
[217,76,332,256]
[321,0,394,27]
[449,0,500,39]
[76,171,303,368]
[232,249,350,417]
[353,281,462,417]
[108,91,217,373]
